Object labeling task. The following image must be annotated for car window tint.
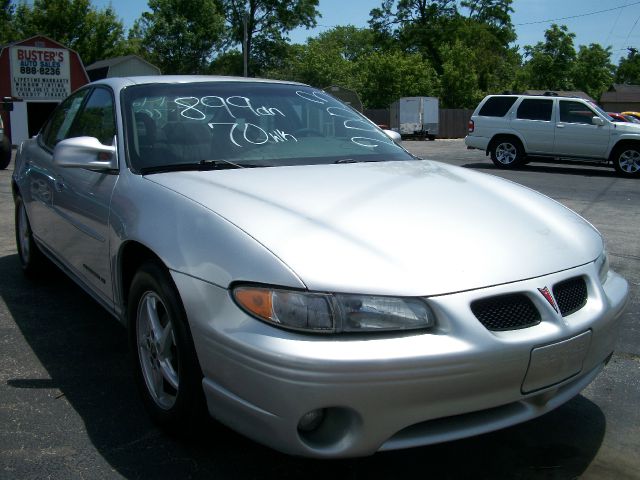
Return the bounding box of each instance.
[559,101,596,124]
[517,99,553,121]
[478,97,517,117]
[42,89,89,149]
[68,88,116,145]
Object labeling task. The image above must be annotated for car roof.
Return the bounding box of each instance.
[486,94,586,101]
[88,75,307,91]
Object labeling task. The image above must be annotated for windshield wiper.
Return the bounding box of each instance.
[140,159,250,175]
[334,158,357,164]
[333,158,390,164]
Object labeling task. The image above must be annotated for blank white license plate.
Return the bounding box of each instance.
[522,331,592,393]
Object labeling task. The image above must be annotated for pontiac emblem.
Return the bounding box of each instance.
[538,287,559,313]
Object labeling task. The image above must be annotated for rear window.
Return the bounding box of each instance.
[517,99,553,121]
[478,96,518,117]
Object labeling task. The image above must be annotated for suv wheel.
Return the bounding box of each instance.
[612,145,640,178]
[490,138,524,169]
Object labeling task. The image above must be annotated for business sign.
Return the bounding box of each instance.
[10,46,71,100]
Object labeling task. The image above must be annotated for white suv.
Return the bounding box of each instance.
[465,94,640,177]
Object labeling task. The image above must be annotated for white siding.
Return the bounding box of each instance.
[109,58,159,77]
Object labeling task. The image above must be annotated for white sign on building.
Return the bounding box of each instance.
[10,46,71,100]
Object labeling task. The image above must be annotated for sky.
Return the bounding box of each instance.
[92,0,640,62]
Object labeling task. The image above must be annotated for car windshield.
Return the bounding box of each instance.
[122,81,413,172]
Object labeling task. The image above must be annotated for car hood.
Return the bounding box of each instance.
[614,121,640,132]
[147,160,603,296]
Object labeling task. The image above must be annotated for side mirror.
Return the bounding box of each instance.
[53,136,118,171]
[592,116,605,126]
[383,129,402,144]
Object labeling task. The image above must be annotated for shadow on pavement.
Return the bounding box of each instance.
[463,160,619,178]
[0,253,607,479]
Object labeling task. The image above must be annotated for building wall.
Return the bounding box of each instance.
[108,58,160,77]
[601,102,640,113]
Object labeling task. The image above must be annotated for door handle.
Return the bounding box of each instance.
[556,124,565,128]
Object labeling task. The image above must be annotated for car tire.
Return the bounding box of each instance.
[490,138,524,169]
[128,261,206,434]
[15,196,48,277]
[612,145,640,178]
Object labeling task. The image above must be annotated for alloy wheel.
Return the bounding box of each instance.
[618,149,640,173]
[137,291,179,410]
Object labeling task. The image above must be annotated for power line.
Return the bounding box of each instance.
[311,2,640,32]
[605,1,627,47]
[515,1,640,26]
[622,12,640,47]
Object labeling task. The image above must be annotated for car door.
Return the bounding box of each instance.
[553,99,611,158]
[512,98,555,154]
[24,88,90,253]
[48,86,119,303]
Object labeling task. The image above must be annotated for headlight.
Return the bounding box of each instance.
[596,250,609,284]
[232,286,435,333]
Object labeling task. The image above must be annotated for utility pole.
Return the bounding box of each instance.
[243,12,248,77]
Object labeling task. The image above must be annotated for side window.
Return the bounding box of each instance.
[68,88,116,145]
[517,99,553,121]
[41,89,89,149]
[559,101,596,125]
[478,96,518,117]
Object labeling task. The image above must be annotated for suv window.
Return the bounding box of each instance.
[478,96,518,117]
[517,99,553,121]
[559,101,596,124]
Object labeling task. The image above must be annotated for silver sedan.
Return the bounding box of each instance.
[12,76,628,458]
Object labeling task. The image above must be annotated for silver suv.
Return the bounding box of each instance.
[465,94,640,177]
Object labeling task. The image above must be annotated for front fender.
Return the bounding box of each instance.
[608,135,640,158]
[109,172,306,299]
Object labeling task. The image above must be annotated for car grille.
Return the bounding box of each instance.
[470,294,541,331]
[471,277,589,332]
[553,277,588,317]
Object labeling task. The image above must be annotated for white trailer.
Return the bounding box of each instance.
[390,97,439,140]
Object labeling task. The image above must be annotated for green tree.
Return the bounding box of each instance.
[265,39,354,89]
[369,0,458,74]
[0,0,16,44]
[461,0,515,44]
[264,27,377,91]
[354,51,439,108]
[522,24,576,91]
[132,0,225,74]
[453,17,520,94]
[368,0,519,99]
[572,43,614,100]
[217,0,320,76]
[439,39,482,107]
[616,48,640,84]
[11,0,130,65]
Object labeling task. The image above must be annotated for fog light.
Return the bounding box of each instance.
[297,409,325,432]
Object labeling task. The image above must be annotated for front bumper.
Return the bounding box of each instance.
[172,263,628,458]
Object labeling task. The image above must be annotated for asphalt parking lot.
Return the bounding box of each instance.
[1,140,638,479]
